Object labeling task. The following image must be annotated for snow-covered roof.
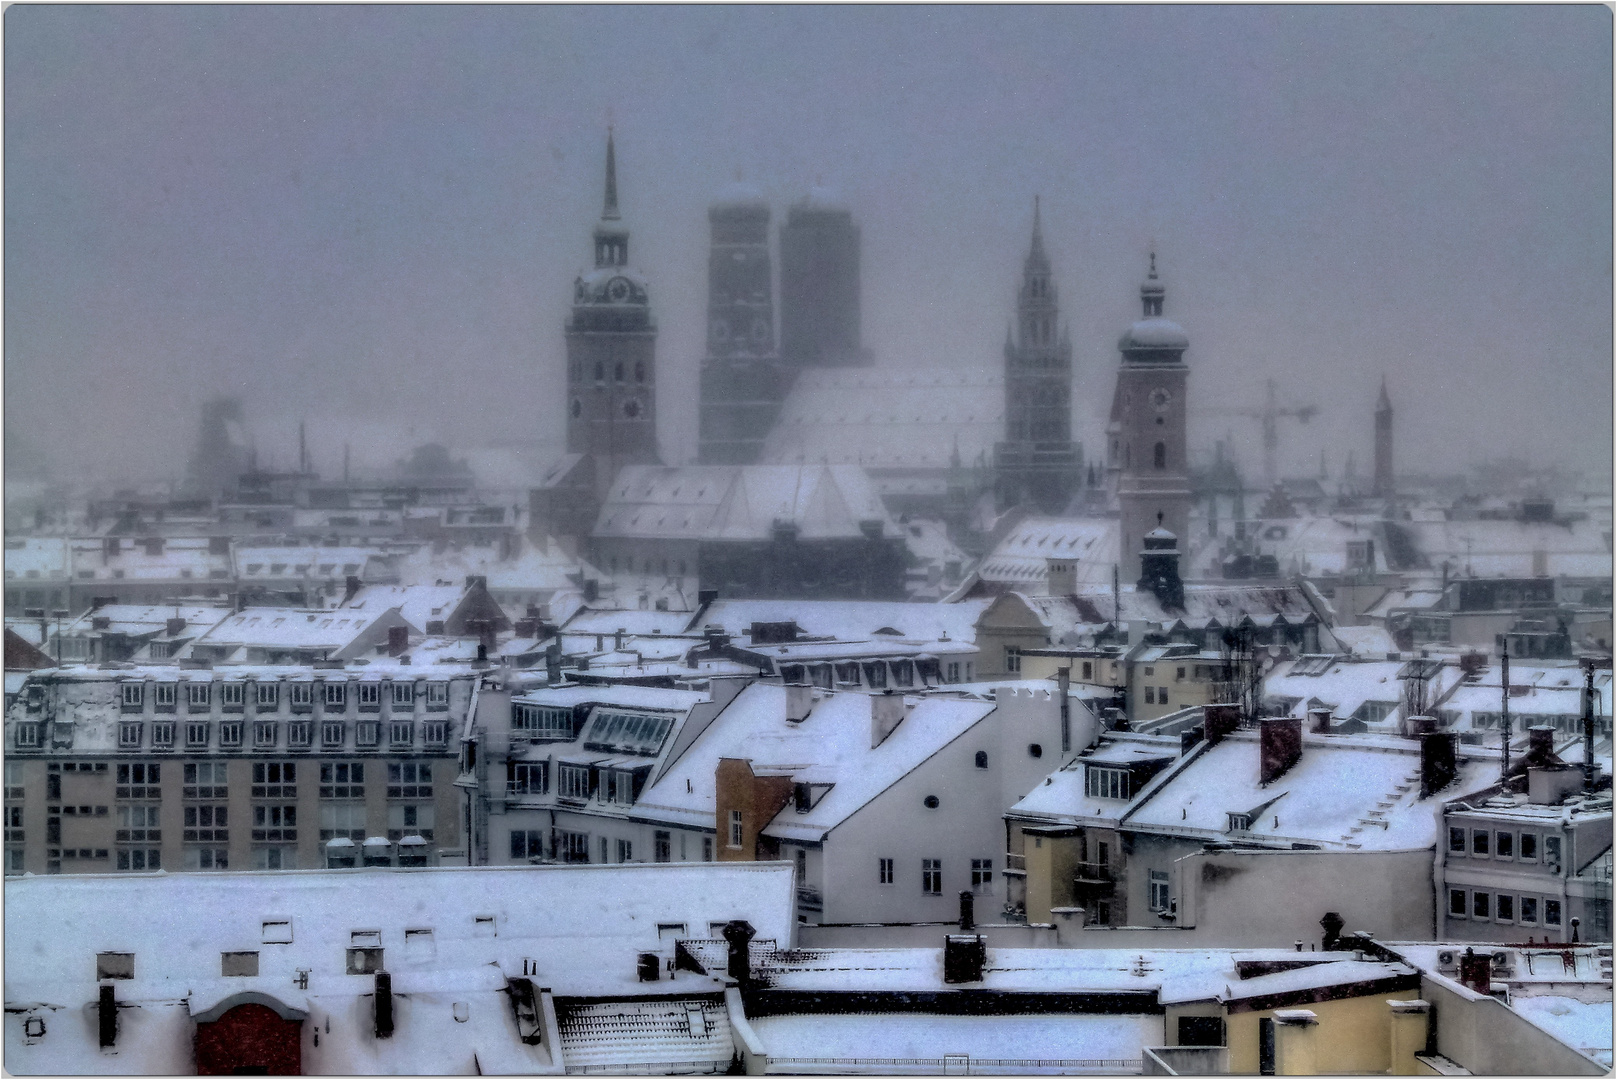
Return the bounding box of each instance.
[1262,657,1414,725]
[595,465,897,542]
[750,1012,1159,1065]
[233,545,387,580]
[694,599,989,644]
[758,367,1002,471]
[1404,519,1613,579]
[2,537,70,581]
[564,607,697,637]
[53,604,229,639]
[511,683,709,713]
[185,606,401,654]
[342,584,467,632]
[974,518,1119,591]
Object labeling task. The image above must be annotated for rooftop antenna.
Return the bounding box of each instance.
[1112,563,1120,624]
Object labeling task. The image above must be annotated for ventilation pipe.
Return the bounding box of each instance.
[98,985,117,1047]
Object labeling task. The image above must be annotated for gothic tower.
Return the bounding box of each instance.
[697,182,793,464]
[779,188,869,367]
[1108,254,1191,581]
[564,129,660,494]
[1374,376,1394,499]
[994,197,1081,513]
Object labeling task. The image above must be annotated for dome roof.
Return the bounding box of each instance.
[1120,317,1189,352]
[1145,526,1178,541]
[712,180,767,210]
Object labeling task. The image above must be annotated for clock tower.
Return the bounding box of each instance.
[1108,254,1191,581]
[565,129,660,493]
[994,197,1082,513]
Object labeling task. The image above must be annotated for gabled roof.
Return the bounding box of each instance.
[973,518,1119,591]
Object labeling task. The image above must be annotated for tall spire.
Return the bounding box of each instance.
[1029,195,1046,263]
[602,126,620,222]
[1377,374,1391,412]
[1140,251,1165,318]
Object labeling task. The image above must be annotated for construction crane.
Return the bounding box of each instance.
[1201,378,1319,489]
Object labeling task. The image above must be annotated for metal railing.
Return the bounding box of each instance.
[1073,861,1114,884]
[767,1055,1141,1075]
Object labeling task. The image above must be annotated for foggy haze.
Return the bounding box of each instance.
[5,5,1611,488]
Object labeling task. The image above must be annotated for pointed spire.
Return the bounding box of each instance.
[1140,250,1165,317]
[1030,195,1045,260]
[602,126,620,222]
[1377,374,1391,412]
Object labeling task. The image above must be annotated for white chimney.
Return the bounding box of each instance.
[1046,558,1077,597]
[871,690,906,748]
[785,683,815,723]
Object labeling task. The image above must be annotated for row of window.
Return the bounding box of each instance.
[1448,826,1563,870]
[27,760,428,801]
[116,680,450,712]
[774,659,938,691]
[101,717,450,751]
[509,828,709,864]
[1449,888,1564,927]
[511,761,641,806]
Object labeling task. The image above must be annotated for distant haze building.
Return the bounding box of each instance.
[1109,255,1192,582]
[564,130,660,498]
[1375,376,1395,500]
[184,398,253,501]
[994,199,1082,514]
[779,190,870,368]
[697,183,792,465]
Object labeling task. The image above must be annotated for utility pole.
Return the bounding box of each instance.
[1500,646,1511,783]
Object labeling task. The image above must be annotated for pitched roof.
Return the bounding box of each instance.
[595,465,896,542]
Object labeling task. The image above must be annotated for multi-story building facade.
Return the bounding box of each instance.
[778,190,867,368]
[3,661,476,876]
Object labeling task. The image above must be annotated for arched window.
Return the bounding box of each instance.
[974,751,988,770]
[1154,441,1167,469]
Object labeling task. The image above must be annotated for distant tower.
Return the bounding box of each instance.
[184,397,253,499]
[697,181,793,464]
[994,197,1081,513]
[564,129,660,493]
[778,187,869,367]
[1108,254,1192,581]
[1374,377,1394,499]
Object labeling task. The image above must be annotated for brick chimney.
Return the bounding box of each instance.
[1526,725,1558,766]
[1046,558,1077,597]
[871,690,906,748]
[1457,948,1492,995]
[1203,703,1241,745]
[1419,731,1459,798]
[1260,717,1303,785]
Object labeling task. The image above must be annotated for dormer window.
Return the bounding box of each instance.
[1084,765,1130,801]
[1226,813,1252,832]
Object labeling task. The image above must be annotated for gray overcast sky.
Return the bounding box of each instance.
[5,4,1611,485]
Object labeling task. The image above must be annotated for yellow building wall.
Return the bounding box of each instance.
[1019,828,1081,924]
[1225,990,1420,1076]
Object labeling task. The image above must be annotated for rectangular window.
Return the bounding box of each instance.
[346,947,384,975]
[1545,899,1562,926]
[289,683,313,710]
[510,830,545,860]
[323,683,346,708]
[387,802,433,841]
[115,848,161,871]
[256,682,280,709]
[187,683,211,709]
[1450,888,1467,917]
[252,805,296,842]
[1158,686,1169,704]
[1496,894,1515,922]
[1449,826,1467,853]
[285,720,312,748]
[218,720,243,748]
[1520,832,1538,862]
[1473,891,1491,919]
[426,682,449,709]
[1544,836,1562,872]
[183,761,228,799]
[14,723,41,749]
[121,683,144,709]
[1005,646,1020,674]
[319,802,366,841]
[253,720,279,749]
[558,765,591,801]
[1081,661,1093,681]
[118,721,143,749]
[389,719,414,747]
[511,704,574,740]
[422,719,449,747]
[116,804,162,841]
[972,858,995,894]
[150,721,175,748]
[320,762,365,798]
[183,846,228,870]
[5,804,23,843]
[97,952,135,980]
[1085,766,1129,801]
[221,951,258,977]
[355,720,381,748]
[252,762,296,798]
[1149,870,1171,911]
[357,683,381,710]
[728,809,743,848]
[1472,829,1490,856]
[1520,897,1539,925]
[616,838,633,863]
[702,836,713,862]
[392,682,415,707]
[5,760,23,800]
[879,857,894,885]
[388,763,432,798]
[153,683,177,711]
[1496,831,1514,859]
[1144,686,1155,704]
[654,830,671,863]
[220,683,245,710]
[922,858,942,895]
[559,830,590,863]
[116,763,160,799]
[507,762,547,795]
[322,720,345,748]
[182,804,228,842]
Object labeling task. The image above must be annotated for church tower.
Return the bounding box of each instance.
[564,129,660,493]
[1108,254,1191,581]
[1374,376,1394,499]
[993,198,1081,513]
[697,181,793,464]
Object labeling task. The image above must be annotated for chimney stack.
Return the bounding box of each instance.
[1180,726,1204,756]
[1308,708,1332,734]
[722,920,756,985]
[943,934,986,983]
[1203,703,1240,745]
[374,971,394,1038]
[1319,911,1345,951]
[1046,558,1077,597]
[1406,715,1437,739]
[1137,526,1184,612]
[1527,725,1557,766]
[871,690,906,748]
[1419,731,1458,798]
[546,640,562,683]
[614,628,626,652]
[343,575,362,604]
[784,683,814,723]
[98,984,117,1047]
[637,952,661,982]
[1260,717,1303,785]
[388,625,409,657]
[166,616,187,637]
[959,890,976,932]
[1457,949,1492,995]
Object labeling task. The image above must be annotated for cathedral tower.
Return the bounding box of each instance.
[564,130,660,492]
[1374,376,1394,499]
[1108,254,1191,581]
[779,188,869,367]
[994,197,1081,513]
[696,182,793,464]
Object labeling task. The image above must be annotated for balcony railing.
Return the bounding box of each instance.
[1073,861,1114,885]
[1004,852,1027,873]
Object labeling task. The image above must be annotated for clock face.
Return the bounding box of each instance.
[607,276,632,303]
[622,398,642,420]
[1150,388,1173,413]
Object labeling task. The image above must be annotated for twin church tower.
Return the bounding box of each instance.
[560,131,1191,579]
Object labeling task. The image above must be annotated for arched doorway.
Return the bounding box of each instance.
[192,994,305,1075]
